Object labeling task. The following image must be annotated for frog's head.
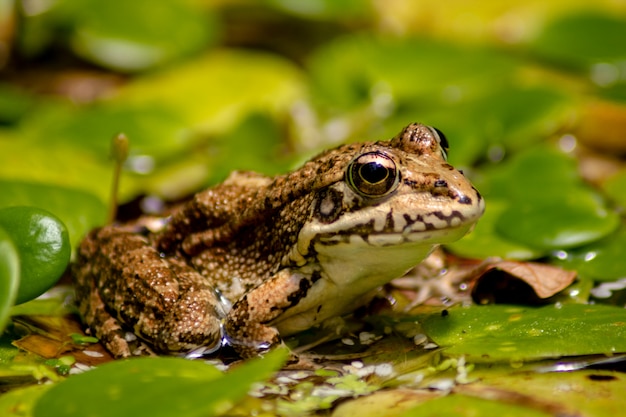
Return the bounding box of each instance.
[295,123,484,286]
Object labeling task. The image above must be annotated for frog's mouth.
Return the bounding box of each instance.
[314,220,476,248]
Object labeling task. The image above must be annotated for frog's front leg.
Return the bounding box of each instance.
[73,226,224,357]
[224,268,321,359]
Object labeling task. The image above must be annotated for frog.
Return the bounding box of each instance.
[72,123,485,360]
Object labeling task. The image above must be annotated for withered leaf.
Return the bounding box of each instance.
[471,261,577,305]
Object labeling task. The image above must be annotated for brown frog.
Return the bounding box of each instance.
[73,123,484,359]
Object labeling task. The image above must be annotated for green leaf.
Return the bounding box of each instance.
[0,384,51,417]
[531,12,626,72]
[0,181,106,251]
[208,113,296,180]
[29,102,191,160]
[495,191,620,250]
[476,145,579,202]
[553,224,626,282]
[267,0,374,19]
[400,394,552,417]
[445,200,544,260]
[465,86,572,150]
[475,145,619,251]
[478,369,626,417]
[33,349,288,417]
[0,206,71,305]
[0,226,19,333]
[308,35,521,111]
[114,49,306,132]
[420,304,626,363]
[64,0,218,71]
[0,84,33,125]
[603,168,626,209]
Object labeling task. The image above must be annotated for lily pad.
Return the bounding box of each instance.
[114,49,306,133]
[0,226,19,333]
[495,191,620,250]
[445,200,543,260]
[465,86,572,151]
[0,83,33,124]
[476,369,626,417]
[64,0,217,71]
[0,181,107,250]
[27,102,191,161]
[308,35,521,111]
[268,0,374,19]
[0,127,135,203]
[420,304,626,362]
[475,145,619,251]
[33,349,287,417]
[476,145,579,202]
[399,394,552,417]
[603,168,626,208]
[530,12,626,73]
[0,384,50,417]
[0,207,70,305]
[552,225,626,282]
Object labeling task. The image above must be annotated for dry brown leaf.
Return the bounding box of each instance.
[471,261,577,305]
[11,315,113,365]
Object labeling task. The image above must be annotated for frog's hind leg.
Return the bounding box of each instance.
[73,226,224,358]
[73,259,138,357]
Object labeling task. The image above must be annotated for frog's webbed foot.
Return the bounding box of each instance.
[73,225,224,358]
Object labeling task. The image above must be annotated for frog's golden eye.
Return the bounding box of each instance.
[347,152,400,197]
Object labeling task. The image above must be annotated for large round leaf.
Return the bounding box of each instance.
[308,35,520,111]
[495,191,619,250]
[553,225,626,282]
[65,0,218,71]
[33,349,287,417]
[420,304,626,362]
[0,181,106,251]
[446,200,544,260]
[0,206,71,305]
[531,12,626,71]
[0,226,19,332]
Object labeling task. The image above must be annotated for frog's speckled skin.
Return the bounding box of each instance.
[72,123,484,359]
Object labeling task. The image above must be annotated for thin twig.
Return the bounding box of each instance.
[107,133,129,224]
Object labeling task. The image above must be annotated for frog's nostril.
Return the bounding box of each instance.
[434,180,448,188]
[458,195,472,205]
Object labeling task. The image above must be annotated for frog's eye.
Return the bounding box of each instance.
[347,152,400,197]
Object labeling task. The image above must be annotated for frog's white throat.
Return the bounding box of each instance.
[293,217,475,290]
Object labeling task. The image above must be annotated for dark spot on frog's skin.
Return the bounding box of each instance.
[286,277,312,308]
[432,210,466,224]
[385,210,394,230]
[231,295,251,328]
[402,213,437,231]
[311,270,322,283]
[588,374,617,382]
[403,179,417,187]
[441,309,449,317]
